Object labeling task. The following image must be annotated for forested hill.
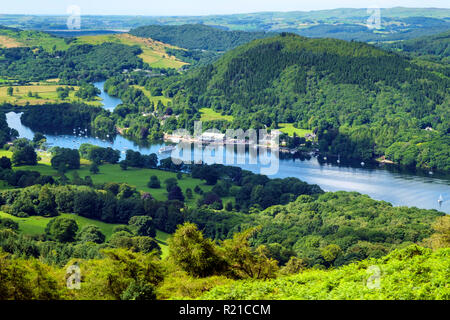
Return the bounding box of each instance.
[160,33,449,171]
[129,24,274,51]
[382,30,450,63]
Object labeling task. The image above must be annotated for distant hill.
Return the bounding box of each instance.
[0,26,69,51]
[156,33,449,170]
[130,24,274,51]
[0,26,187,70]
[1,8,450,42]
[382,30,450,63]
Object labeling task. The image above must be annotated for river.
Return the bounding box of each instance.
[5,81,450,213]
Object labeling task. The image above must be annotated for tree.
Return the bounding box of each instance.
[423,216,450,250]
[220,227,279,280]
[11,139,37,166]
[321,244,343,265]
[56,87,69,100]
[0,156,11,169]
[168,186,184,202]
[176,172,183,180]
[36,185,57,217]
[120,280,156,300]
[164,178,178,192]
[33,132,46,146]
[132,236,161,254]
[185,188,193,199]
[128,216,156,238]
[77,225,106,244]
[194,185,203,195]
[45,217,78,242]
[90,163,100,175]
[281,256,307,275]
[168,223,226,277]
[7,87,13,96]
[225,201,233,211]
[50,147,80,170]
[147,176,161,189]
[120,160,128,170]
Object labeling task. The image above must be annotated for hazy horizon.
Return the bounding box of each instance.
[1,1,449,16]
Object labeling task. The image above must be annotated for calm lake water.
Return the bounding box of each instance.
[5,81,450,213]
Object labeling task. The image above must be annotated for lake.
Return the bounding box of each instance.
[5,81,450,213]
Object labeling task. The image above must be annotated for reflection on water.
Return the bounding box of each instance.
[94,81,122,112]
[4,82,450,214]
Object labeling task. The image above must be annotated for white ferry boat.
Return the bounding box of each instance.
[158,145,177,154]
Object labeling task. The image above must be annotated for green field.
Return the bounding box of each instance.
[278,123,313,137]
[0,84,103,106]
[200,108,234,122]
[72,164,213,205]
[132,85,173,107]
[0,211,170,257]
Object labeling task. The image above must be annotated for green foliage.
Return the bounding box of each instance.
[129,216,156,238]
[220,227,279,280]
[383,30,450,64]
[20,103,111,136]
[169,223,226,277]
[89,163,99,175]
[201,245,450,300]
[77,225,106,244]
[50,147,80,171]
[0,250,67,300]
[45,216,78,243]
[79,144,120,164]
[73,249,163,300]
[423,216,450,250]
[0,43,144,83]
[11,139,37,166]
[75,83,101,101]
[147,175,161,189]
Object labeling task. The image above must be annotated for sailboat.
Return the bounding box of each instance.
[337,155,341,164]
[438,194,444,205]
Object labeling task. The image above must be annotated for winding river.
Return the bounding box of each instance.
[5,82,450,213]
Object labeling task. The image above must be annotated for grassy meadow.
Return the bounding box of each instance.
[199,108,234,122]
[0,84,103,106]
[278,123,313,137]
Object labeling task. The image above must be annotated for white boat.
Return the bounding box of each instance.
[158,146,176,153]
[438,194,444,204]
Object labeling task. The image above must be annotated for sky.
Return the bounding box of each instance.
[1,0,449,16]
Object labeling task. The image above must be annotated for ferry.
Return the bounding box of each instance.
[158,145,177,154]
